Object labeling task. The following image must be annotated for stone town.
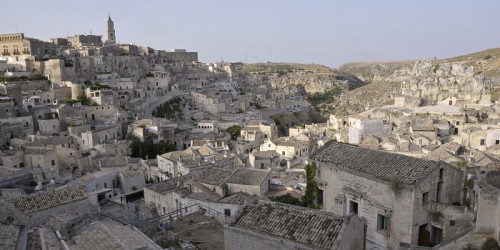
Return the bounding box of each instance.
[0,15,499,250]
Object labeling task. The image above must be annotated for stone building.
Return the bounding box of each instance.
[348,115,390,145]
[7,187,91,226]
[79,125,120,151]
[23,147,60,182]
[225,168,271,196]
[67,34,102,48]
[0,33,56,58]
[473,171,500,243]
[68,219,161,249]
[244,120,278,140]
[312,141,464,249]
[224,200,366,250]
[248,150,280,169]
[158,49,198,63]
[260,137,309,160]
[190,91,225,114]
[0,97,15,119]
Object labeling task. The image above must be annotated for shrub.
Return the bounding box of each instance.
[270,193,302,206]
[433,64,439,73]
[227,125,241,140]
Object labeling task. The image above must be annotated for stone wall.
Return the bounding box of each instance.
[317,160,463,249]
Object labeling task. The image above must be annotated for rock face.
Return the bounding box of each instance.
[328,50,499,115]
[338,61,415,83]
[247,64,365,94]
[391,60,487,104]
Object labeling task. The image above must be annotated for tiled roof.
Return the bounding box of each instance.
[0,224,20,250]
[39,227,63,250]
[73,219,161,250]
[226,168,270,186]
[252,150,280,159]
[122,170,143,177]
[23,147,53,155]
[235,200,346,249]
[312,141,438,185]
[424,148,462,163]
[273,138,303,147]
[219,192,250,204]
[145,178,179,194]
[191,167,233,186]
[30,136,72,146]
[13,187,88,213]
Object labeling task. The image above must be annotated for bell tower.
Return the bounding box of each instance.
[105,14,116,45]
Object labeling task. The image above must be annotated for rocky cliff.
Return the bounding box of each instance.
[244,63,365,94]
[324,48,500,115]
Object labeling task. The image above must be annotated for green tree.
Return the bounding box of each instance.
[129,136,176,159]
[227,125,241,140]
[302,162,318,208]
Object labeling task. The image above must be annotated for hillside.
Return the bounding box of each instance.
[321,48,500,116]
[244,63,365,93]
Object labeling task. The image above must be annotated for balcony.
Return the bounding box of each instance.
[1,52,9,56]
[22,50,31,55]
[12,51,20,55]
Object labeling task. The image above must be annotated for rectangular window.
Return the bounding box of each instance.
[422,192,429,205]
[480,139,485,146]
[377,214,389,231]
[224,209,231,216]
[496,140,500,145]
[51,160,55,166]
[450,220,455,226]
[349,200,358,214]
[282,151,285,156]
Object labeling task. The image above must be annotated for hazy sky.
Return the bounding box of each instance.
[2,0,499,67]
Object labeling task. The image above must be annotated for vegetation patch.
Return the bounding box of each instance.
[66,94,97,106]
[269,193,302,206]
[271,109,326,137]
[226,125,241,140]
[128,136,176,159]
[306,86,342,105]
[0,74,47,82]
[270,162,319,208]
[152,97,184,120]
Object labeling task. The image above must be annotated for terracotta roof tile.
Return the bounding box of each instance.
[312,141,438,185]
[13,187,88,213]
[235,200,346,249]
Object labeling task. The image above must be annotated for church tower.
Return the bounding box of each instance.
[105,15,116,45]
